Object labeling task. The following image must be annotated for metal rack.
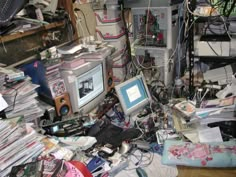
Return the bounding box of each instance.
[188,0,196,99]
[187,0,236,99]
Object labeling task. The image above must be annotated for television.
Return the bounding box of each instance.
[115,74,152,116]
[61,59,107,114]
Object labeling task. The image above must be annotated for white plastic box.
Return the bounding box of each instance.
[96,21,125,41]
[94,9,121,26]
[196,41,230,56]
[107,35,126,53]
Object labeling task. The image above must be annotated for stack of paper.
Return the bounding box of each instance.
[0,120,45,176]
[0,73,44,125]
[190,96,236,125]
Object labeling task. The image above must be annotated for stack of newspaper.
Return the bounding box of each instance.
[0,120,45,176]
[0,68,44,126]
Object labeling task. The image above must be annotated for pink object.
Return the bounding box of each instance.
[61,59,85,69]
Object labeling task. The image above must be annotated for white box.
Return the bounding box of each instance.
[96,21,125,41]
[107,35,126,53]
[94,9,121,26]
[196,41,230,56]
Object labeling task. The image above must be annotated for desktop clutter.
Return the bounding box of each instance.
[0,40,236,177]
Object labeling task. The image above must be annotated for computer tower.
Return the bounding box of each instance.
[135,46,174,87]
[132,5,179,50]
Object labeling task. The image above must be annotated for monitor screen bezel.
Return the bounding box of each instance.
[115,74,152,115]
[61,59,107,114]
[76,63,104,108]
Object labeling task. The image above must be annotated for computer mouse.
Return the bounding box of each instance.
[119,142,131,154]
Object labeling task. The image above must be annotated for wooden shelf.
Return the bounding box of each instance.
[0,21,64,43]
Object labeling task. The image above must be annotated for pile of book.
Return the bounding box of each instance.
[0,120,45,176]
[0,67,44,125]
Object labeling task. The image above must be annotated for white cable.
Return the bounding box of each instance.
[220,16,232,40]
[1,40,7,53]
[201,88,209,102]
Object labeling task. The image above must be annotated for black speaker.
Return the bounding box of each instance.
[54,92,72,116]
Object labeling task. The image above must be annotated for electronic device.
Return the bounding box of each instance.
[115,74,152,116]
[132,5,179,49]
[203,64,235,85]
[135,46,174,87]
[131,140,150,151]
[119,142,131,154]
[98,146,116,158]
[41,115,87,136]
[87,156,106,173]
[54,92,72,117]
[61,59,108,114]
[195,35,231,57]
[83,48,114,92]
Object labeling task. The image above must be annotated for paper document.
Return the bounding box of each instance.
[0,94,8,111]
[198,127,223,143]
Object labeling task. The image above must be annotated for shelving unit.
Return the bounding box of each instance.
[0,21,65,43]
[188,0,236,98]
[0,21,71,66]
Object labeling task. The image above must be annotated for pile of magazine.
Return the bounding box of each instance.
[0,67,44,125]
[0,120,45,176]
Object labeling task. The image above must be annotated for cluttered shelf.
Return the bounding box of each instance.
[0,21,65,43]
[187,0,236,96]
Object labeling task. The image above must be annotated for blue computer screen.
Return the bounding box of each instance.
[120,78,148,110]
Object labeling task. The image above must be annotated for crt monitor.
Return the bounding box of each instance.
[115,74,152,115]
[61,59,107,114]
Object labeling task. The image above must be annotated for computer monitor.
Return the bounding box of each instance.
[61,59,107,114]
[115,74,152,115]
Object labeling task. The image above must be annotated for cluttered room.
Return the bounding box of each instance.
[0,0,236,176]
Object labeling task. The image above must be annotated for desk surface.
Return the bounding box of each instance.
[177,166,236,177]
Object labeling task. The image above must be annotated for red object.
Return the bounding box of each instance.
[157,33,164,41]
[69,161,93,177]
